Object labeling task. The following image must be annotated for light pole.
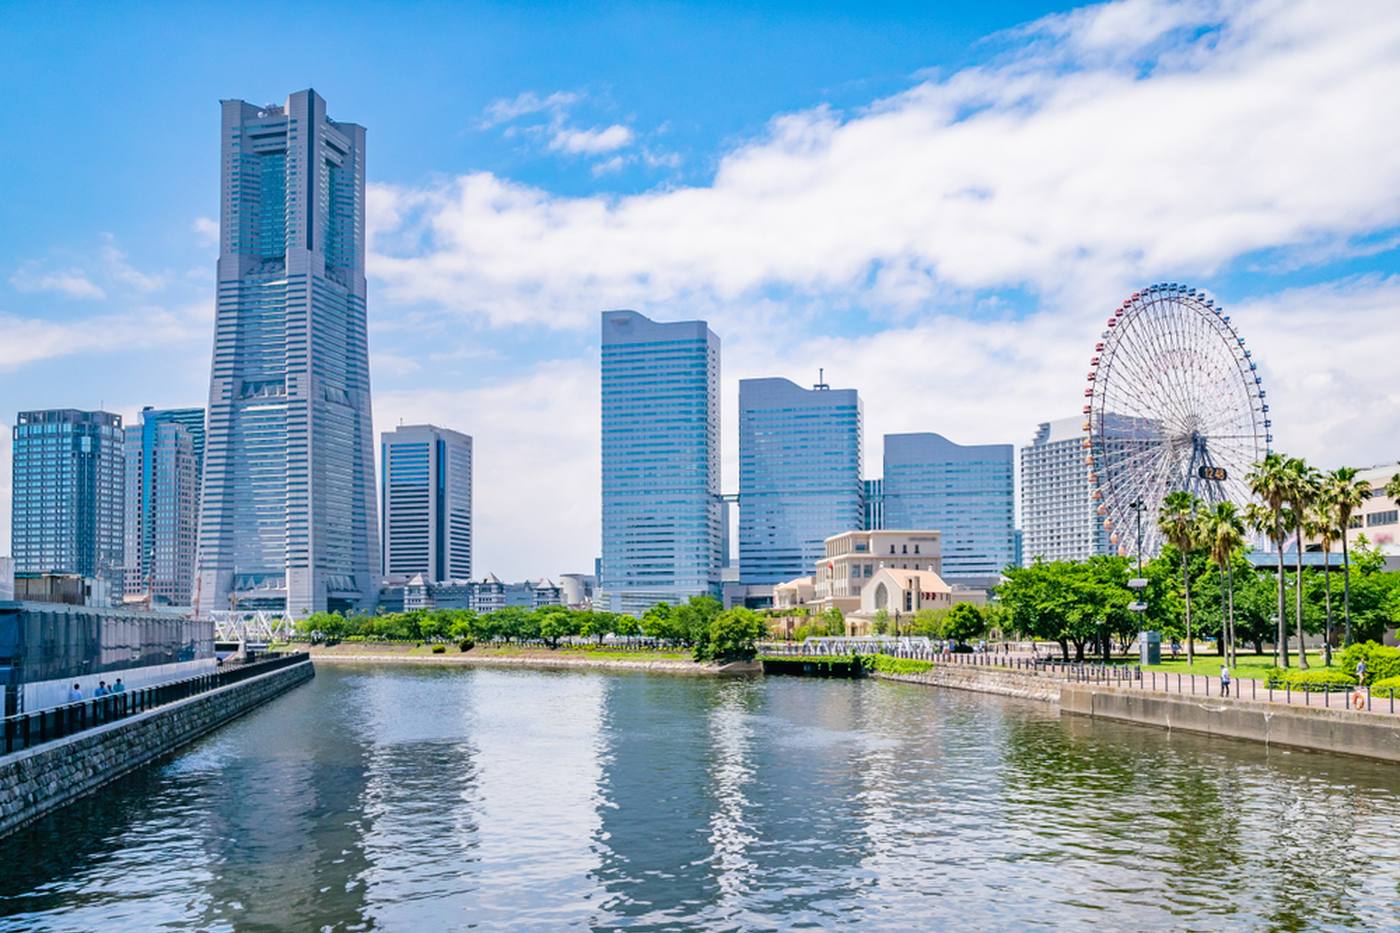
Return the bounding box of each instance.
[1127,500,1151,664]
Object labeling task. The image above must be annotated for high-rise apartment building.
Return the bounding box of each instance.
[738,377,863,584]
[864,478,884,531]
[11,410,125,586]
[600,310,722,614]
[195,89,378,615]
[380,424,473,583]
[124,407,204,606]
[882,433,1015,583]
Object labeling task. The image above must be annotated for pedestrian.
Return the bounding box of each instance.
[94,681,110,698]
[1356,657,1368,685]
[112,678,125,693]
[67,683,83,703]
[1171,640,1180,661]
[1219,664,1231,698]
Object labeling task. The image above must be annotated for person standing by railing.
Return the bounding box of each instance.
[1219,664,1231,698]
[67,683,83,703]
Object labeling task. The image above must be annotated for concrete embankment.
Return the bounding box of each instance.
[310,650,758,677]
[1059,684,1400,763]
[871,665,1063,703]
[0,658,313,838]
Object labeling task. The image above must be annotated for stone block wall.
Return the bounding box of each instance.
[0,660,314,838]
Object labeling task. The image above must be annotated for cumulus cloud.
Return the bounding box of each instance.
[9,263,106,300]
[0,301,210,371]
[549,123,635,155]
[369,0,1400,330]
[482,90,581,127]
[192,216,220,247]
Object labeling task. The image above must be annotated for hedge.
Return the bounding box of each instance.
[1264,667,1358,692]
[862,655,935,676]
[1338,642,1400,685]
[1371,675,1400,692]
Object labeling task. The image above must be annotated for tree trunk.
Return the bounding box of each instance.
[1183,552,1195,665]
[1058,638,1070,662]
[1295,532,1308,669]
[1276,520,1289,668]
[1072,639,1085,662]
[1341,533,1353,646]
[1253,638,1263,655]
[1322,545,1333,667]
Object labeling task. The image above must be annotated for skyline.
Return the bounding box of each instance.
[3,0,1400,580]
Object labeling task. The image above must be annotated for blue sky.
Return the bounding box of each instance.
[2,0,1399,577]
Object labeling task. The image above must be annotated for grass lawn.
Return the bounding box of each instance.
[1146,649,1340,681]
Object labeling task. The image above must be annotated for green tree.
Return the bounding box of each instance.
[818,606,846,636]
[675,595,723,649]
[1327,467,1372,646]
[1247,452,1295,666]
[538,608,579,647]
[1305,488,1341,665]
[640,602,679,641]
[702,608,766,662]
[1159,490,1203,665]
[943,603,986,646]
[1283,458,1320,667]
[872,608,892,635]
[1200,501,1246,667]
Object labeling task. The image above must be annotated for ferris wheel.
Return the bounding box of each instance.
[1083,282,1271,558]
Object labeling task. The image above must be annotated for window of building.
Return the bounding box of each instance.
[1367,510,1398,527]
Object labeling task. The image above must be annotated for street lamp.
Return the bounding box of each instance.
[1127,499,1152,663]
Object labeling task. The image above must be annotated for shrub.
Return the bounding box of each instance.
[864,655,934,676]
[431,644,446,654]
[458,639,474,652]
[1371,675,1400,692]
[1265,668,1357,692]
[1337,642,1400,685]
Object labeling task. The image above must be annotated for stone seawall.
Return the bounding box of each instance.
[0,660,314,838]
[873,665,1063,703]
[1060,684,1400,763]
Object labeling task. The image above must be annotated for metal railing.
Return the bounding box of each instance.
[1,652,310,756]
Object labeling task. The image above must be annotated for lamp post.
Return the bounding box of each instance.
[1127,500,1151,664]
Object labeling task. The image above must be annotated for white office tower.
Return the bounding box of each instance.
[381,425,473,583]
[195,90,378,616]
[1021,416,1117,563]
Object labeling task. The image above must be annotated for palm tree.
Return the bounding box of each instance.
[1304,491,1339,667]
[1283,458,1320,668]
[1326,467,1370,646]
[1159,490,1203,665]
[1247,453,1294,667]
[1387,473,1400,502]
[1201,501,1246,668]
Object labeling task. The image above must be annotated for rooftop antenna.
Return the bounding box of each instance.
[813,368,829,391]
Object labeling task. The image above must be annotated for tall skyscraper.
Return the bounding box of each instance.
[863,478,884,531]
[11,410,124,584]
[380,424,473,583]
[1021,414,1142,564]
[124,407,204,606]
[600,310,722,614]
[195,89,378,615]
[882,433,1015,583]
[738,377,863,584]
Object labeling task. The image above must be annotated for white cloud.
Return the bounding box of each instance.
[0,301,210,371]
[9,263,106,300]
[482,90,581,127]
[98,235,167,292]
[192,216,220,247]
[549,123,634,155]
[369,0,1400,331]
[591,155,628,177]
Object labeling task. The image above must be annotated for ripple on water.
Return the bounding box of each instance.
[2,669,1400,930]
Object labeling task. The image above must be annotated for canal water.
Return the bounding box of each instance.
[2,665,1399,931]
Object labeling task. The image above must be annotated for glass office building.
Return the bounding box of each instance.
[195,90,379,615]
[11,410,125,585]
[600,310,722,614]
[381,424,473,583]
[882,433,1015,583]
[738,377,863,584]
[124,407,204,606]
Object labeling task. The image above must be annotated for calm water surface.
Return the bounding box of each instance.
[2,665,1399,931]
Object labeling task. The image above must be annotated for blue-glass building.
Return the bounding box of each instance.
[195,90,379,615]
[863,478,884,531]
[738,377,863,584]
[380,424,473,583]
[123,407,204,606]
[600,310,722,614]
[882,433,1015,583]
[11,410,125,584]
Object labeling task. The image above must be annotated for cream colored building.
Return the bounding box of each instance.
[813,530,942,615]
[859,567,952,616]
[773,575,815,610]
[1350,464,1400,554]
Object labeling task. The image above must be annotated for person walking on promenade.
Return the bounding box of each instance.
[1220,664,1231,698]
[94,681,110,698]
[67,683,83,703]
[112,678,125,693]
[1356,657,1368,685]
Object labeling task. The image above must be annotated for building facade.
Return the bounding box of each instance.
[812,529,943,615]
[124,407,203,606]
[1347,463,1400,554]
[380,424,473,583]
[599,310,722,614]
[738,377,863,585]
[11,410,124,590]
[863,478,884,531]
[882,433,1015,583]
[195,90,379,616]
